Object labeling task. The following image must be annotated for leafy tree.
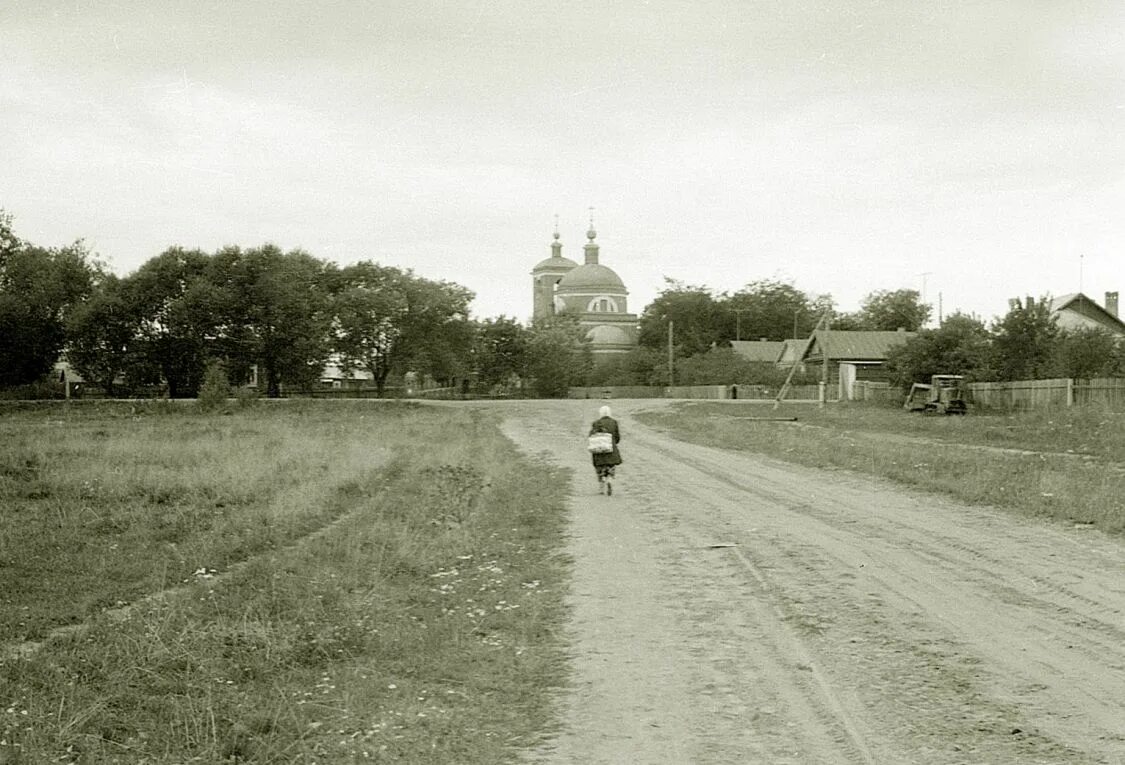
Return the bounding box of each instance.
[474,316,529,392]
[412,313,475,389]
[638,280,722,357]
[392,274,474,387]
[884,313,992,387]
[65,274,138,396]
[856,289,931,331]
[124,247,214,397]
[1052,328,1123,379]
[720,280,827,342]
[331,262,408,396]
[0,222,99,388]
[211,245,333,397]
[989,297,1059,381]
[673,347,757,385]
[584,347,664,387]
[0,209,20,265]
[331,263,474,396]
[525,316,591,397]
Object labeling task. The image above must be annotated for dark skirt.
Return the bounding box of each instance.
[592,448,622,468]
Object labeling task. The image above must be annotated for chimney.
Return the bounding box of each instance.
[1106,291,1119,318]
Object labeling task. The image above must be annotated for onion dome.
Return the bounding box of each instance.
[531,228,578,273]
[556,264,626,291]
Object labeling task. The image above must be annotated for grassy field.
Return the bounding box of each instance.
[637,401,1125,535]
[0,401,570,763]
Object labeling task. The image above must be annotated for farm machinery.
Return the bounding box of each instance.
[904,374,968,415]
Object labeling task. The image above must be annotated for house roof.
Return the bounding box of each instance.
[778,337,812,363]
[1049,293,1125,334]
[730,340,785,363]
[803,330,915,361]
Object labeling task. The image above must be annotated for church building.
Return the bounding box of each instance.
[531,221,638,359]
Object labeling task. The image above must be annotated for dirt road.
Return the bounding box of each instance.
[497,399,1125,765]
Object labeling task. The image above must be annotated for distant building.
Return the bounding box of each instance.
[798,329,916,400]
[1048,292,1124,336]
[530,222,638,359]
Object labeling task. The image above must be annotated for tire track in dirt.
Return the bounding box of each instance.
[1,448,393,663]
[628,418,1125,762]
[499,399,1124,764]
[508,404,876,763]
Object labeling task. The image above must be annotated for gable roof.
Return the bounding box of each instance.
[778,337,812,365]
[803,330,916,362]
[730,339,785,363]
[1048,293,1125,335]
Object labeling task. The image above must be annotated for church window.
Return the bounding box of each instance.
[587,296,619,313]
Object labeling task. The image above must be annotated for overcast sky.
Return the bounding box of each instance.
[3,1,1122,324]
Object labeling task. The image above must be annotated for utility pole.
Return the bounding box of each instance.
[667,320,674,388]
[918,271,933,328]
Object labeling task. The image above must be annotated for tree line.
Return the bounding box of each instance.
[885,302,1125,387]
[0,210,598,399]
[3,208,1120,398]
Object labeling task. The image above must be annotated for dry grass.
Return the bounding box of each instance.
[0,401,570,763]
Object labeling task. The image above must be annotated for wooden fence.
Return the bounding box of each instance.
[967,378,1125,410]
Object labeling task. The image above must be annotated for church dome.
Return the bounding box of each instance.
[532,254,578,273]
[586,324,634,346]
[556,263,625,292]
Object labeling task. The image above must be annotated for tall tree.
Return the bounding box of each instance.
[331,262,409,397]
[212,245,333,397]
[0,221,99,388]
[65,275,138,396]
[330,263,474,395]
[856,289,931,331]
[637,280,722,357]
[989,297,1059,381]
[125,247,214,397]
[525,316,591,397]
[1052,327,1122,379]
[721,280,826,342]
[473,316,529,392]
[392,274,474,386]
[884,313,992,387]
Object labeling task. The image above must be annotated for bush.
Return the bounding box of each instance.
[197,360,231,412]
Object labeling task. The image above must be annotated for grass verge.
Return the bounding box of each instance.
[637,401,1125,534]
[0,401,569,763]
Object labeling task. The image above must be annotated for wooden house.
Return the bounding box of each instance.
[1048,292,1125,336]
[798,329,916,400]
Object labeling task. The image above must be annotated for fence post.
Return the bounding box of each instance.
[1066,378,1074,407]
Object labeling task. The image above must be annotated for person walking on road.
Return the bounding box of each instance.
[589,405,622,495]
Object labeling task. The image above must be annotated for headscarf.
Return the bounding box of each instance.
[599,405,612,418]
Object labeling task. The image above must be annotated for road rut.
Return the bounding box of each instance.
[498,399,1125,764]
